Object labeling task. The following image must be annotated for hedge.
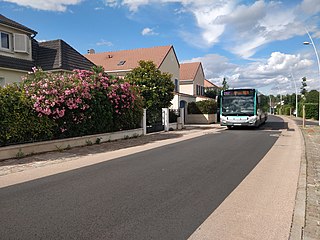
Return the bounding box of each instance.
[0,84,56,146]
[298,103,319,120]
[188,100,217,114]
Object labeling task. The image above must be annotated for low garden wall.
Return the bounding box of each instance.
[0,128,143,161]
[186,113,217,124]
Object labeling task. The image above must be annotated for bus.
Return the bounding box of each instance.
[220,88,267,129]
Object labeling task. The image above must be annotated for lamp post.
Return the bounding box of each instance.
[290,72,298,117]
[276,85,283,115]
[269,95,272,114]
[304,29,320,126]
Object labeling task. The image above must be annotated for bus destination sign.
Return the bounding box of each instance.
[223,89,254,96]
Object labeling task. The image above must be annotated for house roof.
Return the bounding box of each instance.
[0,55,34,71]
[204,79,220,88]
[180,62,202,81]
[84,45,174,71]
[0,14,37,35]
[35,39,95,71]
[0,40,95,72]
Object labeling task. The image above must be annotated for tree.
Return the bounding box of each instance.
[222,77,229,90]
[125,61,175,123]
[305,89,319,103]
[204,88,219,99]
[259,94,270,112]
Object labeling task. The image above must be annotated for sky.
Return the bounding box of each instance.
[1,0,320,95]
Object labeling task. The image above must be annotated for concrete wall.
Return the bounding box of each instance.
[186,113,217,124]
[193,65,205,95]
[170,93,180,109]
[180,83,194,96]
[0,128,144,161]
[0,68,27,86]
[159,48,180,84]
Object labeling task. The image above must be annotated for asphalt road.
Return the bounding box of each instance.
[0,116,283,240]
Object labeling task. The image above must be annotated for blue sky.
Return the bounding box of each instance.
[1,0,320,95]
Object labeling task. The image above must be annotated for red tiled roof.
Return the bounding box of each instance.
[180,62,201,81]
[204,79,221,88]
[84,45,173,71]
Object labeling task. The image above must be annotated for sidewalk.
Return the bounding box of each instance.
[300,125,320,239]
[189,116,303,240]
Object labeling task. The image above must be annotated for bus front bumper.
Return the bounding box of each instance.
[220,116,258,127]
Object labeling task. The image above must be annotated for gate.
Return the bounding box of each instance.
[146,109,164,133]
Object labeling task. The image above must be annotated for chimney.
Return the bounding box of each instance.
[87,49,95,54]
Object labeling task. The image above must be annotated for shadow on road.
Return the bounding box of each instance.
[262,121,290,131]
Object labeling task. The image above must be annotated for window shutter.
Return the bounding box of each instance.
[13,34,29,53]
[0,77,5,87]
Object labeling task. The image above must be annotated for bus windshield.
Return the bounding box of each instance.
[221,95,254,116]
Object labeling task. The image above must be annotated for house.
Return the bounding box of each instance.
[204,79,221,99]
[85,45,186,109]
[204,79,220,91]
[0,14,94,87]
[180,62,213,102]
[0,14,37,86]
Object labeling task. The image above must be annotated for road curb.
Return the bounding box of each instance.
[288,116,306,240]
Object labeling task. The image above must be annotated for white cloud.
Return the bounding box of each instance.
[184,51,315,94]
[96,39,113,46]
[300,0,320,15]
[182,54,235,79]
[103,0,119,8]
[2,0,82,11]
[141,27,158,36]
[258,52,313,74]
[105,0,318,58]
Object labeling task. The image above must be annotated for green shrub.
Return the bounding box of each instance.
[298,103,319,120]
[305,103,319,120]
[112,94,144,130]
[279,105,292,115]
[0,84,55,146]
[188,100,217,114]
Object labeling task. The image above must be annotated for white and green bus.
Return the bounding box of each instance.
[220,88,267,129]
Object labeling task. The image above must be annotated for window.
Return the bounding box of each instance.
[117,60,126,66]
[1,32,11,50]
[14,33,29,53]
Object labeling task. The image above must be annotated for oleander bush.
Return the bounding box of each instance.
[0,67,143,146]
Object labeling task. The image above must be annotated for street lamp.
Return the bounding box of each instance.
[304,29,320,126]
[290,72,298,117]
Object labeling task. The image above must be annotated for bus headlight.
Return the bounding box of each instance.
[221,116,227,123]
[248,116,257,123]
